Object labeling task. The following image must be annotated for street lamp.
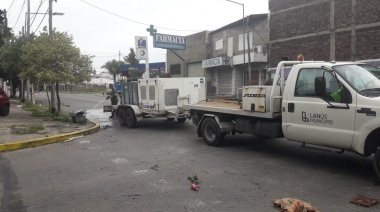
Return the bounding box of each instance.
[225,0,246,85]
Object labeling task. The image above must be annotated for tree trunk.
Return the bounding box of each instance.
[45,84,51,109]
[56,81,61,112]
[31,83,35,105]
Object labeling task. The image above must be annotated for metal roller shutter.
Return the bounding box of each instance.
[218,69,233,95]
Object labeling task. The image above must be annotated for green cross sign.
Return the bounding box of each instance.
[147,25,157,36]
[223,56,230,64]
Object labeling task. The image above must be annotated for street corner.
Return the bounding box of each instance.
[0,119,100,152]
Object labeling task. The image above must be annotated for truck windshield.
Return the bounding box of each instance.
[358,64,380,79]
[333,64,380,96]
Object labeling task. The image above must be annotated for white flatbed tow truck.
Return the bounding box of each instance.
[184,61,380,181]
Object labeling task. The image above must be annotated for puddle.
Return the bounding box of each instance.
[85,109,115,128]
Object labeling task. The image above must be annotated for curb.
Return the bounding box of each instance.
[0,120,100,152]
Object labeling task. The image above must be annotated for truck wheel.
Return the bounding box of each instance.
[0,104,10,116]
[118,108,127,126]
[177,118,186,123]
[126,108,137,128]
[201,117,225,146]
[373,147,380,183]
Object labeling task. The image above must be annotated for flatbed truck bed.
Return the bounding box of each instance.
[184,100,282,119]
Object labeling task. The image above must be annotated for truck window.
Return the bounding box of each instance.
[334,65,380,93]
[294,68,324,96]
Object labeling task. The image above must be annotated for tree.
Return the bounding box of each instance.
[0,35,23,97]
[124,48,140,64]
[20,30,93,112]
[101,59,124,82]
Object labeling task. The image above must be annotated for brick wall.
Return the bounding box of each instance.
[269,0,380,66]
[356,26,380,60]
[270,34,330,65]
[270,2,330,40]
[356,0,380,25]
[269,0,323,12]
[335,31,351,61]
[334,0,351,28]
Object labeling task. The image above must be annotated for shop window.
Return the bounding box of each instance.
[215,39,223,50]
[170,64,181,75]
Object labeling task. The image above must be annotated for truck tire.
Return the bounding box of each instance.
[126,107,137,128]
[373,147,380,183]
[201,117,225,146]
[118,108,127,126]
[177,117,186,123]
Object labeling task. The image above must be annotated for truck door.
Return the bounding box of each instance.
[283,68,356,150]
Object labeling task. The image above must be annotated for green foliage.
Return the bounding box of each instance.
[23,102,71,122]
[20,30,93,85]
[0,35,23,87]
[101,59,124,82]
[124,48,140,64]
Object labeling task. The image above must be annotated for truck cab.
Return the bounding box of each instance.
[282,62,380,158]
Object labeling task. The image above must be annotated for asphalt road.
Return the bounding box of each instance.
[1,94,380,211]
[34,92,110,113]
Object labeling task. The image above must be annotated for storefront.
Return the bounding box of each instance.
[203,56,243,98]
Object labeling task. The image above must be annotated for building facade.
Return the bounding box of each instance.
[167,31,209,78]
[167,14,269,98]
[269,0,380,67]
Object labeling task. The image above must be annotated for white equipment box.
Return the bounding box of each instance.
[138,77,206,115]
[242,86,281,113]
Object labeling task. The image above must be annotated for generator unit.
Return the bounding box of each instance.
[242,86,281,113]
[112,77,206,128]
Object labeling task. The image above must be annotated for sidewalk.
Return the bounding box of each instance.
[0,102,99,152]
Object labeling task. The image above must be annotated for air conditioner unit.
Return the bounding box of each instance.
[253,45,263,53]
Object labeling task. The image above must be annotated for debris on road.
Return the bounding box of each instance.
[70,110,87,124]
[62,135,84,142]
[188,174,201,191]
[350,194,379,207]
[151,164,159,171]
[100,125,111,130]
[273,198,319,212]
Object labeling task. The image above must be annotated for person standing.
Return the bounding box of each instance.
[106,84,118,118]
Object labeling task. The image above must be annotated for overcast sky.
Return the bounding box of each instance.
[3,0,268,73]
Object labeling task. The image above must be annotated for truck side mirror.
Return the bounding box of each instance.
[315,77,326,98]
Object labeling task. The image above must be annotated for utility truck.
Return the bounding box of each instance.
[105,77,206,128]
[184,61,380,180]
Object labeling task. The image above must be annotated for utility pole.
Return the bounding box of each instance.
[21,26,25,102]
[351,0,356,61]
[330,0,336,61]
[246,15,252,85]
[49,0,56,113]
[26,0,31,102]
[242,4,246,85]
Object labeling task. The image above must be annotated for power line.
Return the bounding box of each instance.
[7,0,17,12]
[33,8,48,34]
[78,0,202,33]
[13,0,26,30]
[30,0,45,28]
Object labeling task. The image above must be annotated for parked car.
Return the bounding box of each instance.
[0,86,10,116]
